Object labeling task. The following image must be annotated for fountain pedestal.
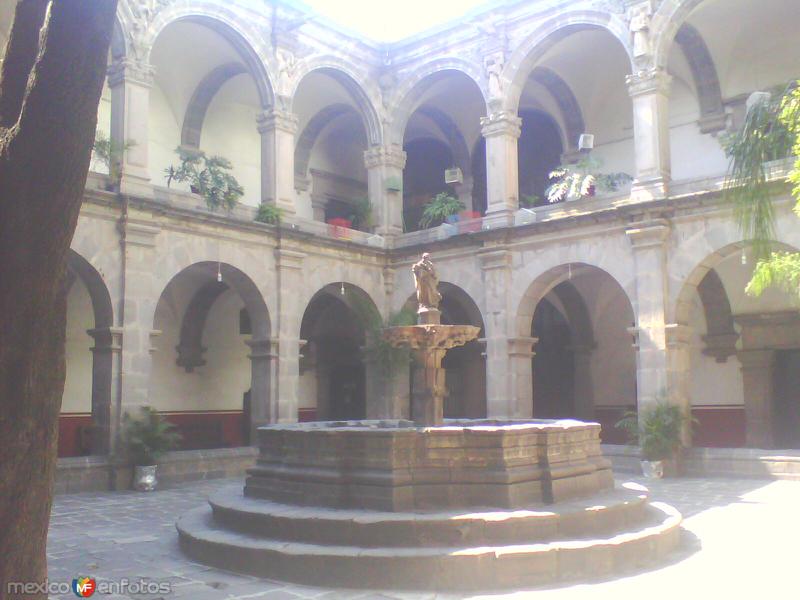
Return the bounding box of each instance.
[383,312,479,426]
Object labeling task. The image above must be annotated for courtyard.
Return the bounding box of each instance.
[45,475,799,599]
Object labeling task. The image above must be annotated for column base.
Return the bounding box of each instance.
[482,208,515,230]
[119,172,153,198]
[631,176,669,202]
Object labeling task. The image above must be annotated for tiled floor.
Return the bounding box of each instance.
[45,475,800,599]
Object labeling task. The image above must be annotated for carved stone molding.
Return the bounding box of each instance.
[625,219,670,249]
[480,111,522,139]
[107,58,155,88]
[626,68,672,98]
[257,109,299,135]
[364,145,407,170]
[478,249,512,271]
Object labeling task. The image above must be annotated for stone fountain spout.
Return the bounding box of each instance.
[383,254,480,426]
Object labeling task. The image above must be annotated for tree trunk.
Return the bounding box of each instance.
[0,2,118,598]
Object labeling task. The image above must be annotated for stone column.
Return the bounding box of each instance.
[509,336,537,418]
[627,68,672,200]
[258,108,299,215]
[570,344,595,422]
[364,145,407,237]
[87,326,123,455]
[108,58,154,197]
[274,248,305,422]
[737,350,775,448]
[480,248,528,417]
[118,216,161,439]
[626,220,670,416]
[666,323,693,446]
[246,338,279,440]
[480,111,521,227]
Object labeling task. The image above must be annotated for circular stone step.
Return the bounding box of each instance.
[177,500,681,591]
[208,484,651,548]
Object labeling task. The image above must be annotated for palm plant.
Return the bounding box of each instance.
[723,82,800,301]
[545,157,631,203]
[92,132,135,190]
[348,196,373,231]
[615,402,694,462]
[419,192,464,229]
[122,407,181,466]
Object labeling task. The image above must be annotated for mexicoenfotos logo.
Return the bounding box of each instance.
[72,576,97,598]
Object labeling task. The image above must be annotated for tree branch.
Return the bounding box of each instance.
[0,0,49,129]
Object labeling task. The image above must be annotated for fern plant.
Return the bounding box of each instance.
[255,202,284,225]
[122,407,181,466]
[166,147,244,212]
[419,192,464,229]
[345,291,416,377]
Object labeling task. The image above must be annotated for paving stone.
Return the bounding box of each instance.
[46,476,800,599]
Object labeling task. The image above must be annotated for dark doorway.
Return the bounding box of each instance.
[532,299,575,418]
[329,365,366,420]
[773,350,800,448]
[518,110,564,205]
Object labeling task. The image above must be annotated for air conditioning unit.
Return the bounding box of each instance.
[444,167,463,184]
[578,134,594,151]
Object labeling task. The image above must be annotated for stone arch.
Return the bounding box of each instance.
[504,11,634,113]
[551,281,594,348]
[652,0,706,71]
[65,250,115,455]
[412,106,472,176]
[388,60,487,145]
[181,62,248,148]
[695,268,738,362]
[151,261,272,441]
[299,283,379,421]
[530,67,585,152]
[290,64,382,146]
[293,103,357,179]
[145,9,274,108]
[674,23,725,133]
[673,240,800,328]
[515,263,635,338]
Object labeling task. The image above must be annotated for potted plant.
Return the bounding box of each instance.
[520,194,542,209]
[165,147,244,212]
[615,402,695,478]
[122,407,181,491]
[419,192,465,229]
[255,202,284,225]
[546,157,632,203]
[348,196,373,231]
[92,132,135,192]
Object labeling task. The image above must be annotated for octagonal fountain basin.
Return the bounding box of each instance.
[244,419,614,511]
[177,418,683,590]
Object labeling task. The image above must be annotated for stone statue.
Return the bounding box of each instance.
[484,52,505,100]
[629,3,652,61]
[412,253,442,311]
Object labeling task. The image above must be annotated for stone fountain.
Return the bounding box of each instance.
[177,254,682,590]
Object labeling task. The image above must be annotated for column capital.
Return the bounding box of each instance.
[274,248,305,270]
[665,323,693,347]
[480,111,522,139]
[88,327,123,352]
[246,337,280,360]
[508,336,537,358]
[257,109,299,135]
[625,219,670,249]
[736,348,774,370]
[626,68,672,98]
[364,145,407,170]
[478,248,512,271]
[107,58,154,88]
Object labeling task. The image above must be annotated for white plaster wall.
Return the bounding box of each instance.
[201,74,262,207]
[149,286,250,412]
[149,82,182,187]
[687,290,744,407]
[63,279,94,414]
